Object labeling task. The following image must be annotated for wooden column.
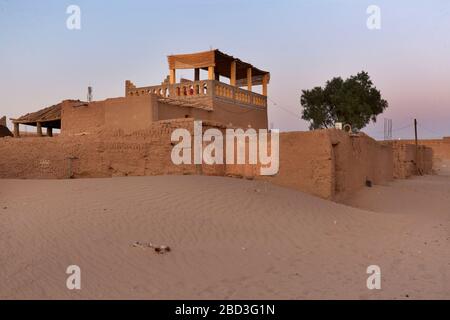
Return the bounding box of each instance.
[194,68,200,81]
[36,122,42,137]
[47,127,53,137]
[414,119,420,174]
[262,74,268,96]
[13,122,20,138]
[208,66,215,80]
[230,61,236,86]
[169,69,176,84]
[247,67,252,91]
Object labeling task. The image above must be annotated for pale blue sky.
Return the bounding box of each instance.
[1,0,449,139]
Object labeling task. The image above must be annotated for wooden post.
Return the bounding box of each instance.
[247,67,252,91]
[47,127,53,137]
[208,66,215,80]
[414,119,418,145]
[230,61,236,86]
[194,68,200,81]
[414,118,421,175]
[215,71,220,81]
[169,69,176,84]
[262,74,268,96]
[13,122,20,138]
[37,122,42,137]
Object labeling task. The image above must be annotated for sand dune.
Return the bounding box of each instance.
[0,175,449,299]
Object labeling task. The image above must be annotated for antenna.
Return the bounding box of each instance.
[384,118,392,140]
[87,86,93,102]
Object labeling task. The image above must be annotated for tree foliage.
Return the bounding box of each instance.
[300,71,388,130]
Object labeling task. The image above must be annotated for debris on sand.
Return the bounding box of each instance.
[154,245,171,254]
[132,241,153,249]
[132,241,171,254]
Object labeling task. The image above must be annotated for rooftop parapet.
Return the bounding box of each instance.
[125,79,267,108]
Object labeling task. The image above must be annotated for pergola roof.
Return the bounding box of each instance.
[167,49,270,85]
[12,100,86,128]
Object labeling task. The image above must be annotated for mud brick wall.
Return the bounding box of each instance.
[389,142,433,178]
[0,122,434,201]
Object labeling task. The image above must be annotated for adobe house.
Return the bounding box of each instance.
[11,49,270,137]
[10,100,85,138]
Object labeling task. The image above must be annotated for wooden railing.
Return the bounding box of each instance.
[127,80,267,108]
[213,81,267,107]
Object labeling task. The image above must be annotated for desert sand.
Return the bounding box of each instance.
[0,174,449,299]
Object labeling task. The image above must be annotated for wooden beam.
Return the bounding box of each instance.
[230,61,236,86]
[247,67,252,91]
[47,127,53,137]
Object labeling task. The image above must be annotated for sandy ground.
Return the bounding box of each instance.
[0,175,449,300]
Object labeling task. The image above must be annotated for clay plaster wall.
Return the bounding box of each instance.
[61,93,267,137]
[61,95,156,135]
[156,99,267,130]
[387,142,433,178]
[0,123,431,201]
[397,138,450,175]
[0,119,226,180]
[224,129,395,200]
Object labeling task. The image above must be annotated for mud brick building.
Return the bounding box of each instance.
[11,49,269,137]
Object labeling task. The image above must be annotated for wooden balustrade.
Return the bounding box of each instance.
[127,80,267,108]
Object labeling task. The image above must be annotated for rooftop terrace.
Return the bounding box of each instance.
[126,49,270,109]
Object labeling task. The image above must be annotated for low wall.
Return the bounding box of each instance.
[261,130,335,199]
[0,122,430,201]
[226,129,395,200]
[396,138,450,175]
[387,142,433,179]
[224,130,335,199]
[329,130,394,201]
[0,119,226,180]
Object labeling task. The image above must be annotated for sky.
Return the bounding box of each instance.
[1,0,449,139]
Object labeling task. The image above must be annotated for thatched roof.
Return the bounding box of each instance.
[167,49,270,86]
[12,100,86,128]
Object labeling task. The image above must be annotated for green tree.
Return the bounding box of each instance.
[300,71,388,131]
